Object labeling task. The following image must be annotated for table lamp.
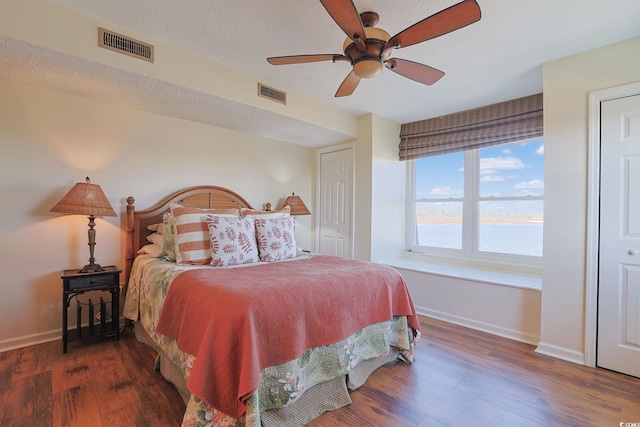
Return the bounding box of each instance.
[282,193,311,215]
[50,177,116,273]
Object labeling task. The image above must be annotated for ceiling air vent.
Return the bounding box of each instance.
[98,27,154,63]
[258,83,286,105]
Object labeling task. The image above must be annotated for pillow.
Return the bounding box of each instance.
[146,232,163,247]
[206,215,259,267]
[137,244,163,258]
[240,205,290,219]
[147,222,164,233]
[161,212,177,261]
[255,216,296,262]
[170,203,240,265]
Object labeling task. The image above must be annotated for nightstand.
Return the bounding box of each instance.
[61,266,121,353]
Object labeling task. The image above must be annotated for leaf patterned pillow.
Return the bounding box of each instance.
[255,217,296,262]
[206,215,259,267]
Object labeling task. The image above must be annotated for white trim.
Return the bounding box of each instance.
[407,143,544,266]
[386,258,541,291]
[405,161,416,248]
[535,341,585,365]
[418,307,540,345]
[315,142,355,257]
[585,81,640,368]
[0,329,60,353]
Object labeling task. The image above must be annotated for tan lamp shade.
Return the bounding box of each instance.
[282,193,310,216]
[50,177,116,273]
[50,177,116,217]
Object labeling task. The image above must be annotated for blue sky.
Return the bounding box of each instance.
[416,139,545,200]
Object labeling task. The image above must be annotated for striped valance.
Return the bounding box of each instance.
[399,93,543,160]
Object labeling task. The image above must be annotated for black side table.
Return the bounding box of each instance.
[61,266,121,353]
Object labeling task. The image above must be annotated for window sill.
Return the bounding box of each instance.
[380,257,542,291]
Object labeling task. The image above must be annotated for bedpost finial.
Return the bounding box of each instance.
[127,196,135,206]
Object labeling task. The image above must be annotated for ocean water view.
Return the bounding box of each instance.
[417,222,543,257]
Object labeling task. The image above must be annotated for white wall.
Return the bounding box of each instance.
[538,36,640,363]
[0,80,314,349]
[370,115,405,263]
[353,115,374,261]
[398,268,541,344]
[352,113,405,263]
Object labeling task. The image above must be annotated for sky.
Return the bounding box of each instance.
[415,139,545,214]
[416,139,544,199]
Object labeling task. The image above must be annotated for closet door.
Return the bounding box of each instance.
[597,93,640,378]
[318,147,353,257]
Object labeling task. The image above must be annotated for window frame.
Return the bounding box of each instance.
[406,140,544,271]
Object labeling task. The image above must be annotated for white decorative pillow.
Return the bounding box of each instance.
[146,232,163,247]
[147,222,164,233]
[240,205,290,219]
[206,215,259,267]
[137,244,163,258]
[171,203,240,265]
[255,216,296,262]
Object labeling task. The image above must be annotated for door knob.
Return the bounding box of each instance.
[629,249,639,255]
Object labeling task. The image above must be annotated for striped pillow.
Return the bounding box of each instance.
[170,203,240,265]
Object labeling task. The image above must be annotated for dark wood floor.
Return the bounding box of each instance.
[1,316,639,426]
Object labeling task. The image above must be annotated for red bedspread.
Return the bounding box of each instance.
[155,255,420,418]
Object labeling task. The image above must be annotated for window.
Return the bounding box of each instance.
[408,139,544,266]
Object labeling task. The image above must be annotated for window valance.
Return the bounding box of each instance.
[399,93,543,160]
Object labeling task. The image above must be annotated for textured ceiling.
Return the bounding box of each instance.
[2,0,640,146]
[0,35,351,147]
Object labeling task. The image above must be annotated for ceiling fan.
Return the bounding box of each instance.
[267,0,481,97]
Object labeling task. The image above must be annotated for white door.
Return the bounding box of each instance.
[597,94,640,377]
[318,148,353,257]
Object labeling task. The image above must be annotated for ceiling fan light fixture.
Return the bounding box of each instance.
[342,27,390,52]
[364,26,390,42]
[353,57,383,78]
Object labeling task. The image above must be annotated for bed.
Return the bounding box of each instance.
[122,185,421,426]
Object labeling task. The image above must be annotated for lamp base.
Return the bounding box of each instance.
[78,263,105,274]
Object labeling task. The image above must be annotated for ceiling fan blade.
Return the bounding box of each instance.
[385,58,445,85]
[267,54,346,65]
[386,0,481,50]
[335,70,360,97]
[319,0,366,43]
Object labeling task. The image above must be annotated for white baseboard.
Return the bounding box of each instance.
[0,329,61,353]
[534,341,585,365]
[417,305,540,345]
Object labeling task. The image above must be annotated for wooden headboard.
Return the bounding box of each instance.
[124,185,253,283]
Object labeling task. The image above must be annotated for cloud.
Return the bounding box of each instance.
[536,145,544,155]
[515,179,544,189]
[480,156,526,175]
[480,175,504,182]
[430,186,460,195]
[503,148,512,154]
